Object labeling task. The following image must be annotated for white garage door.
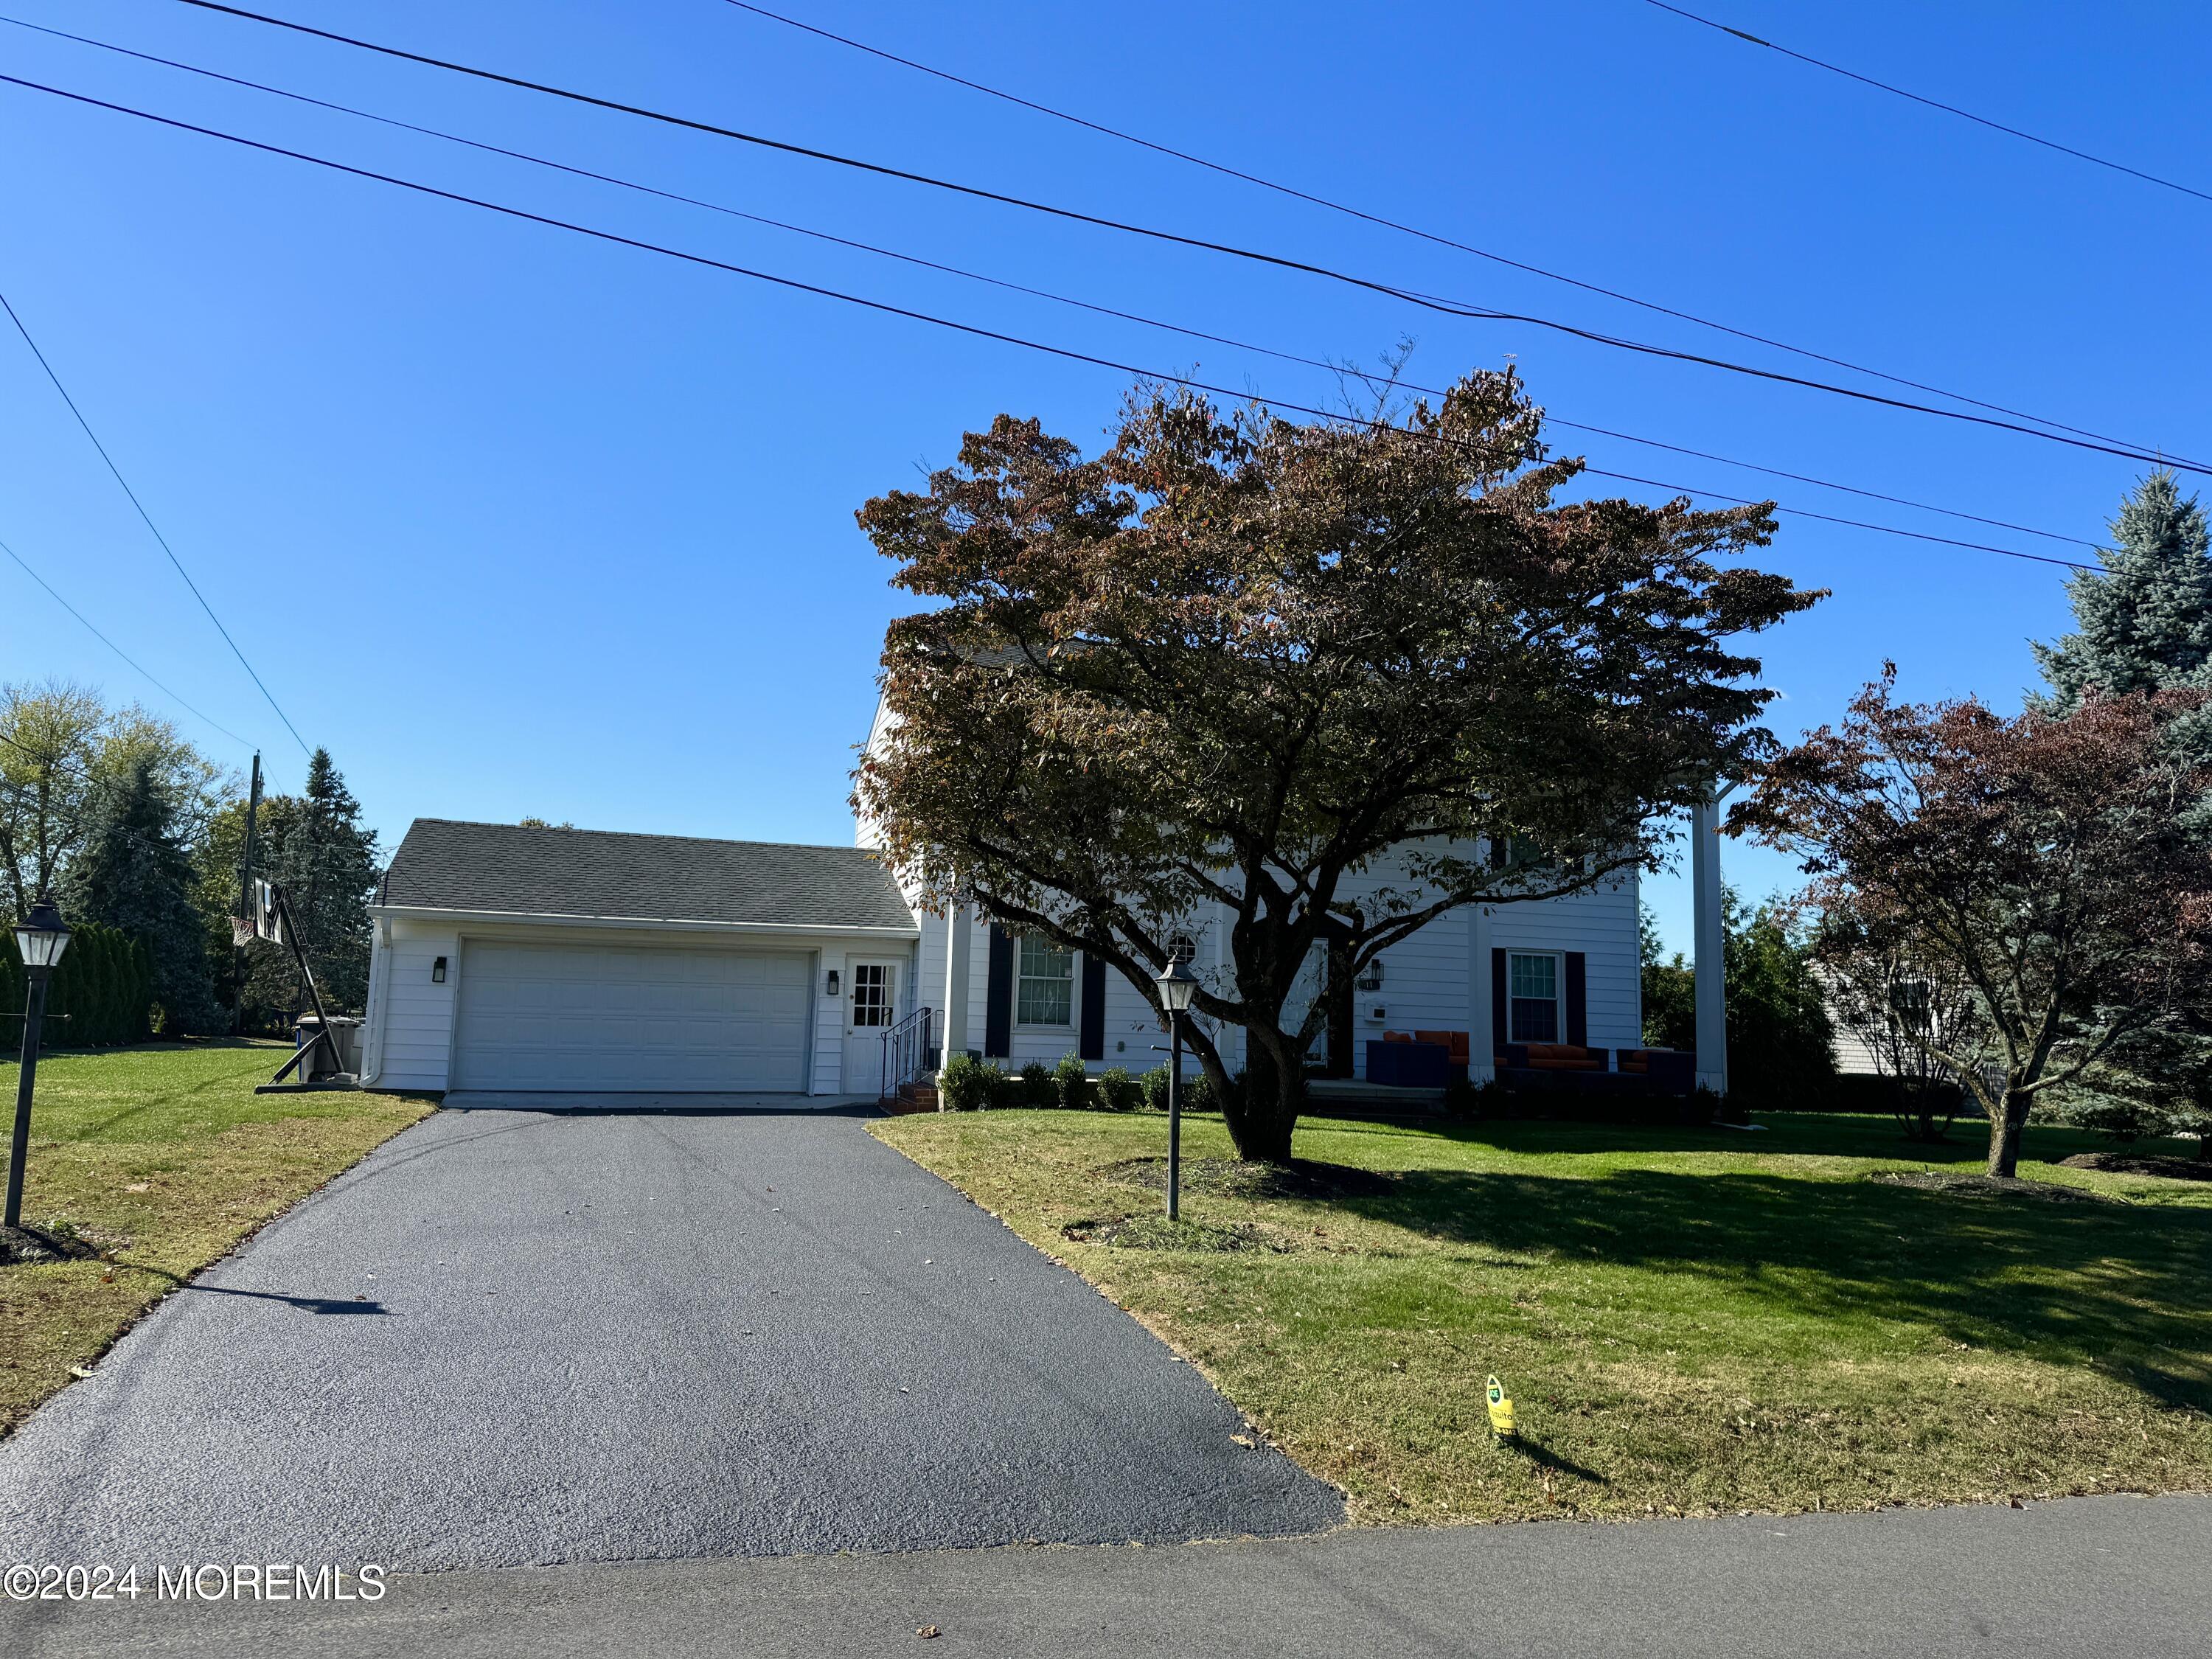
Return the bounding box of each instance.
[453,941,811,1091]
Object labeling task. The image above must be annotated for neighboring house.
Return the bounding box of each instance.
[360,715,1698,1099]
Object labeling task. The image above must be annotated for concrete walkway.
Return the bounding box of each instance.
[438,1091,877,1113]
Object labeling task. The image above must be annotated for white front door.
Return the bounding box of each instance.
[843,960,899,1096]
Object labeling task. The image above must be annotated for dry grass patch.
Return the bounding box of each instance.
[0,1041,434,1437]
[876,1107,2212,1525]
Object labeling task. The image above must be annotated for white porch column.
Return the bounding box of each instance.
[1467,905,1495,1082]
[939,902,973,1074]
[1691,795,1728,1093]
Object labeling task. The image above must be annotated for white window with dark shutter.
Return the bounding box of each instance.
[1506,951,1562,1043]
[1016,937,1074,1027]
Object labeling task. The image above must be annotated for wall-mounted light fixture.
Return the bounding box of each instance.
[431,956,448,983]
[1357,959,1385,992]
[826,968,841,997]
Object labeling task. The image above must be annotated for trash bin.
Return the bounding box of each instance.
[292,1015,363,1081]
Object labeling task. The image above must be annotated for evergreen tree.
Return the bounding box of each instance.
[60,758,225,1035]
[268,749,380,1014]
[2034,472,2212,1158]
[2034,472,2212,704]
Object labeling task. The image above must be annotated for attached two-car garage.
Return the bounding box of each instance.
[361,818,922,1097]
[451,941,813,1092]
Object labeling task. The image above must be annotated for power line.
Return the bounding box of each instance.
[4,14,2098,554]
[0,534,256,750]
[0,70,2099,575]
[1576,469,2090,571]
[0,288,311,756]
[714,0,2146,453]
[155,0,2210,476]
[1646,1,2212,206]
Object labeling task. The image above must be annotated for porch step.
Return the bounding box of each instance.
[884,1080,939,1115]
[1306,1077,1447,1114]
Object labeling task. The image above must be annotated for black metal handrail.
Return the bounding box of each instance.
[879,1005,933,1105]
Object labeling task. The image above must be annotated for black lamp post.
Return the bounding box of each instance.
[7,890,71,1230]
[1155,956,1199,1222]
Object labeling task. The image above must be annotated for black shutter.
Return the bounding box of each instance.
[1490,947,1507,1054]
[984,925,1014,1057]
[1565,951,1587,1048]
[1079,955,1107,1060]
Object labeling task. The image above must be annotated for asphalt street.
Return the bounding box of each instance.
[7,1493,2208,1658]
[0,1105,1340,1571]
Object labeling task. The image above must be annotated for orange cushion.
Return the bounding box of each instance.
[1383,1031,1413,1043]
[1524,1043,1603,1071]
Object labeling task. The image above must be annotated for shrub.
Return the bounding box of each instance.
[1018,1060,1057,1109]
[938,1052,995,1112]
[1442,1076,1511,1120]
[1136,1064,1233,1113]
[1054,1051,1091,1110]
[1096,1066,1141,1112]
[1705,1085,1748,1127]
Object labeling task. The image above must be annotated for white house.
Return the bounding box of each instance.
[358,734,1730,1100]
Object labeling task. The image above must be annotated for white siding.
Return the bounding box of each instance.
[372,918,461,1092]
[896,850,1644,1081]
[1488,872,1644,1053]
[365,917,916,1096]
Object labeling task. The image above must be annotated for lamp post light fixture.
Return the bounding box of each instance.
[7,890,72,1231]
[1154,957,1200,1222]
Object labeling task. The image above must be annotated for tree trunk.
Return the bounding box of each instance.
[1985,1087,2031,1178]
[1222,1037,1304,1164]
[1323,936,1355,1079]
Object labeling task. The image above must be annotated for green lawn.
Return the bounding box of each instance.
[875,1107,2212,1525]
[0,1042,434,1439]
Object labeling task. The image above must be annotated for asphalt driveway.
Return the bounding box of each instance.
[0,1105,1340,1571]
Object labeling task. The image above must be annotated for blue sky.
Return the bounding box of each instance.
[3,0,2206,955]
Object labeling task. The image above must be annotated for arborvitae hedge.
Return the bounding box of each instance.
[0,921,154,1051]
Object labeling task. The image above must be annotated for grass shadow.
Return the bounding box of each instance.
[1341,1167,2212,1411]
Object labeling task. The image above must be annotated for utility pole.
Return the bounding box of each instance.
[233,751,262,1034]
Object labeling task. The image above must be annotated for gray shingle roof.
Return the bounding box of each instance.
[378,819,917,933]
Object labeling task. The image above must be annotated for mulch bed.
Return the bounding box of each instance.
[1868,1172,2118,1203]
[1062,1214,1289,1253]
[0,1225,102,1267]
[1102,1156,1399,1201]
[2058,1152,2212,1183]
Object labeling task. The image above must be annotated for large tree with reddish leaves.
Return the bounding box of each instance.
[1734,669,2212,1177]
[854,372,1813,1162]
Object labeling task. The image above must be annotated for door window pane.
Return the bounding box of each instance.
[852,963,892,1027]
[1017,938,1074,1026]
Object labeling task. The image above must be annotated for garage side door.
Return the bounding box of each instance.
[453,942,811,1091]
